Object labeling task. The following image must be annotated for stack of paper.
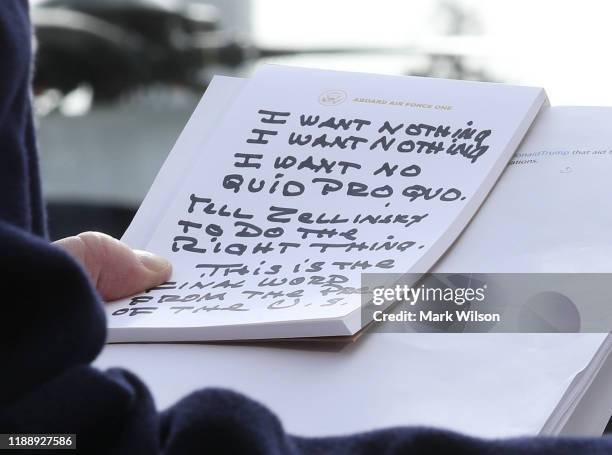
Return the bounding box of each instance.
[107,65,546,341]
[101,66,612,437]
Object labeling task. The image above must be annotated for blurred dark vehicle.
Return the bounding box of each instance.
[32,0,489,240]
[33,0,253,101]
[33,0,488,102]
[33,0,248,238]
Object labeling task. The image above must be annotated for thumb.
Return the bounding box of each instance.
[54,232,172,301]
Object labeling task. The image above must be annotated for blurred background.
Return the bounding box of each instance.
[31,0,611,240]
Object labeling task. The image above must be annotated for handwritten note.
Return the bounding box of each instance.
[106,66,546,341]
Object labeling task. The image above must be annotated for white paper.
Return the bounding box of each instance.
[434,106,612,274]
[431,105,612,436]
[95,333,603,439]
[98,82,612,439]
[106,65,545,341]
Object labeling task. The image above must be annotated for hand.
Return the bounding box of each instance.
[54,232,172,301]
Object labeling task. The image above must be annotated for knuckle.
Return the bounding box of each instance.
[76,232,111,271]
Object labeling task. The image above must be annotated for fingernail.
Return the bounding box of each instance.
[135,250,171,273]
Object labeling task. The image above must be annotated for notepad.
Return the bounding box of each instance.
[105,65,546,342]
[101,69,612,438]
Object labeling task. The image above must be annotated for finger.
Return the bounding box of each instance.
[54,232,172,301]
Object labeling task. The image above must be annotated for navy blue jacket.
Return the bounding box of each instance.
[2,1,611,453]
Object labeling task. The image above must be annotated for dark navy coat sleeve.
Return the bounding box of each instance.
[1,1,611,453]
